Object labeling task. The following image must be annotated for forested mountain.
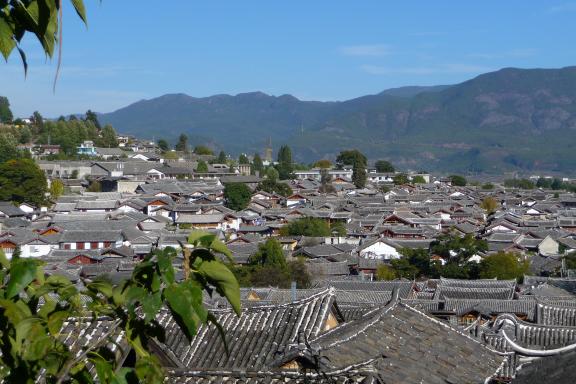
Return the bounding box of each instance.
[99,66,576,174]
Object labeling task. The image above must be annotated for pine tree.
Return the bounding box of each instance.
[175,134,188,152]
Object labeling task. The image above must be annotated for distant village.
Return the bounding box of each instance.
[1,123,576,383]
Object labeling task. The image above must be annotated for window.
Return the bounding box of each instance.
[77,242,85,250]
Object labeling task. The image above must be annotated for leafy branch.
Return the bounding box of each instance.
[0,230,241,383]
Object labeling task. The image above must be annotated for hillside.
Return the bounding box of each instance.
[99,66,576,174]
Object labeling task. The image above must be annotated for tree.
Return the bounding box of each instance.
[85,110,101,131]
[479,252,529,281]
[0,133,23,163]
[217,150,227,163]
[280,217,331,237]
[223,183,252,211]
[504,178,535,189]
[0,232,240,383]
[398,248,431,277]
[0,158,47,206]
[97,124,118,148]
[196,160,208,173]
[157,139,170,152]
[87,180,102,192]
[266,167,279,182]
[551,178,563,190]
[18,126,32,144]
[481,182,494,190]
[393,173,409,185]
[238,153,249,164]
[449,174,467,186]
[319,168,336,194]
[390,258,419,280]
[31,111,44,133]
[49,179,64,199]
[376,265,396,280]
[431,233,487,264]
[276,145,293,180]
[288,258,311,288]
[352,162,367,189]
[194,145,213,155]
[411,175,426,184]
[480,196,499,214]
[252,153,263,174]
[175,133,188,152]
[314,159,332,169]
[336,150,367,169]
[536,177,552,189]
[0,96,13,123]
[257,179,293,197]
[249,238,287,269]
[375,160,394,173]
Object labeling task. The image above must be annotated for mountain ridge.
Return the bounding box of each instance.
[98,66,576,174]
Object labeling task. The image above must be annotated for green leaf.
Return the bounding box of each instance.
[157,250,175,285]
[197,260,240,315]
[70,0,87,25]
[87,279,113,298]
[187,231,215,246]
[209,237,233,259]
[141,291,162,323]
[6,259,37,298]
[0,14,16,61]
[164,281,204,341]
[47,310,68,335]
[0,249,8,269]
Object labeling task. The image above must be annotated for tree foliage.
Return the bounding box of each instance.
[352,162,367,189]
[248,238,286,269]
[314,159,332,169]
[0,132,26,163]
[0,232,240,383]
[449,174,467,186]
[223,183,252,211]
[0,1,88,73]
[256,179,292,197]
[252,153,263,174]
[411,175,426,184]
[375,265,396,280]
[157,139,169,152]
[238,153,249,164]
[196,160,208,173]
[504,178,535,189]
[336,150,367,169]
[430,233,487,264]
[194,145,213,155]
[217,150,227,163]
[375,160,394,173]
[479,251,529,281]
[175,134,188,152]
[0,96,13,123]
[49,178,64,199]
[393,173,409,185]
[276,145,293,180]
[96,124,118,148]
[480,196,499,214]
[84,110,101,131]
[280,217,332,237]
[0,158,47,206]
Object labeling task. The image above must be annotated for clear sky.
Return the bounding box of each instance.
[2,1,576,117]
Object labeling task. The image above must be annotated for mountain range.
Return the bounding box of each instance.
[98,66,576,174]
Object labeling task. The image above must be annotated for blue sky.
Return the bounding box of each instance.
[2,1,576,117]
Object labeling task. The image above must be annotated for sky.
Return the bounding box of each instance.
[2,1,576,117]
